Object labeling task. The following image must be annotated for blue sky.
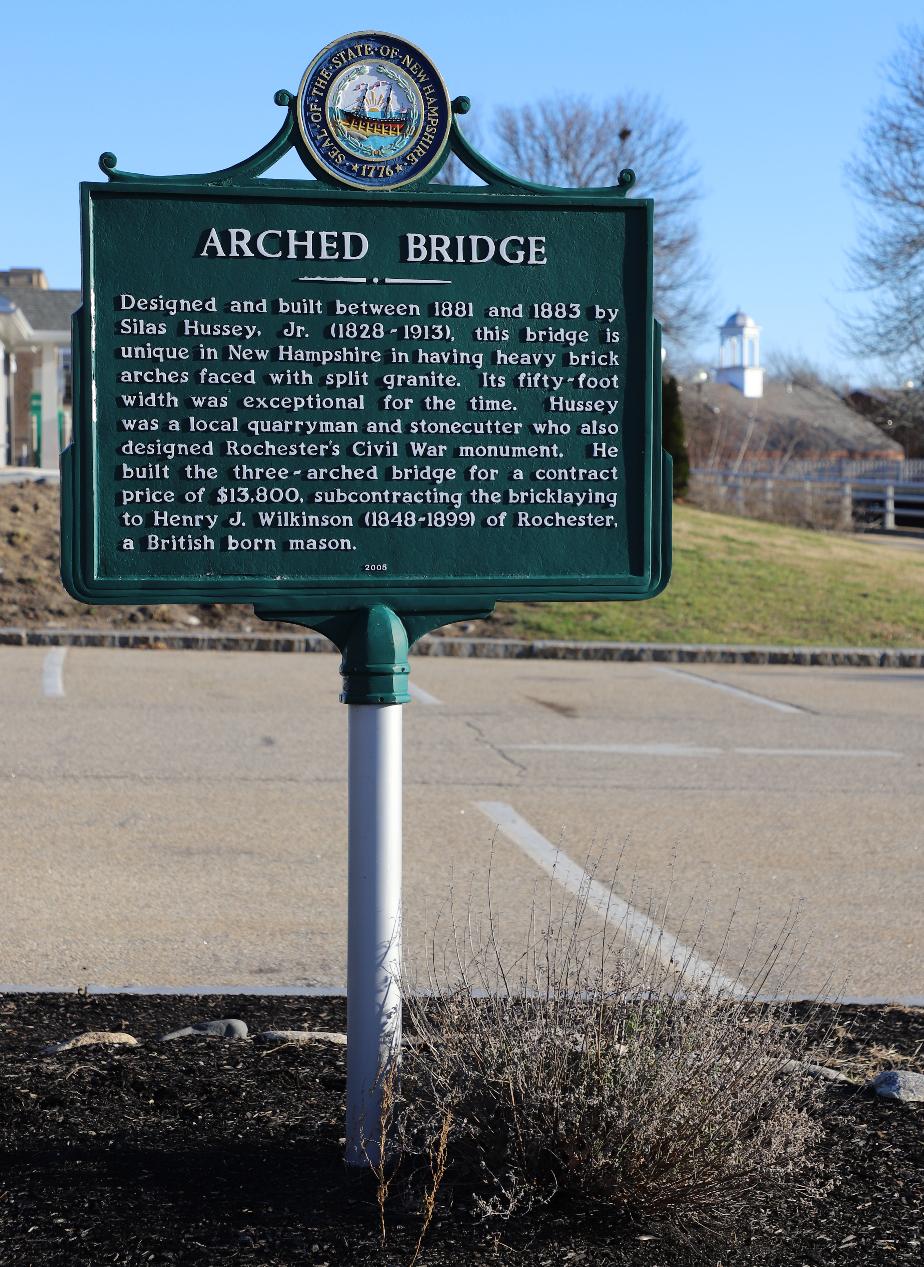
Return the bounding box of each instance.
[2,0,919,384]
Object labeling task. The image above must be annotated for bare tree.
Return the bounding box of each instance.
[845,383,924,457]
[763,350,841,392]
[492,94,711,345]
[845,25,924,381]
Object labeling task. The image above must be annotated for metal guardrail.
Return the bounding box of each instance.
[726,459,924,482]
[692,469,924,529]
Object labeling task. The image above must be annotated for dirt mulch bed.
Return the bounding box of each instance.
[0,994,921,1265]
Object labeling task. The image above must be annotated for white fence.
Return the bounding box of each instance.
[691,469,924,532]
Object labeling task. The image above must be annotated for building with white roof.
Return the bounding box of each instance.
[716,310,764,399]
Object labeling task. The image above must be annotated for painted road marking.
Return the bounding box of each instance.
[475,800,742,994]
[658,666,803,714]
[507,742,722,756]
[408,681,443,706]
[505,743,901,760]
[41,648,66,698]
[736,747,902,758]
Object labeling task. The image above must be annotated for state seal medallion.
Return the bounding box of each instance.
[296,32,452,190]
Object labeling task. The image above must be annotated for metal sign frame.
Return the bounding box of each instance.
[61,91,670,620]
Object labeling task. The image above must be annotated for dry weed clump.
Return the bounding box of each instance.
[689,472,851,532]
[386,871,828,1246]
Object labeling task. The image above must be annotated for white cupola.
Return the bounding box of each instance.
[716,310,764,398]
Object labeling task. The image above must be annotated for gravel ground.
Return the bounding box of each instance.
[0,994,921,1266]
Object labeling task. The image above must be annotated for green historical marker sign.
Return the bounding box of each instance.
[61,34,670,623]
[60,31,672,1168]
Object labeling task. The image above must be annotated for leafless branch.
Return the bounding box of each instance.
[844,25,924,382]
[493,94,712,345]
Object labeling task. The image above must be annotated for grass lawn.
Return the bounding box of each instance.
[497,505,924,646]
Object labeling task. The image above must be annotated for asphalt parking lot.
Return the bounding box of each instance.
[1,645,921,1000]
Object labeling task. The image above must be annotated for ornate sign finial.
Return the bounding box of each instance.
[296,31,452,190]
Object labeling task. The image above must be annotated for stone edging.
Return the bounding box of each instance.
[2,625,924,667]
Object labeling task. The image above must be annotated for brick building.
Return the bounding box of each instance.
[0,269,80,468]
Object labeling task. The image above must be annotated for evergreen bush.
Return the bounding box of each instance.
[662,375,690,498]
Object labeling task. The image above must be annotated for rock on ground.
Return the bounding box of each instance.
[41,1031,138,1055]
[783,1059,854,1084]
[256,1030,347,1045]
[157,1018,248,1041]
[868,1069,924,1102]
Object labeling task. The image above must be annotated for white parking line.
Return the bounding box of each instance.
[508,742,722,756]
[41,648,66,698]
[737,747,902,758]
[408,681,443,706]
[505,743,901,760]
[658,667,803,714]
[475,800,742,994]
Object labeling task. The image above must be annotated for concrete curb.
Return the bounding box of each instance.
[2,625,924,667]
[2,986,922,1006]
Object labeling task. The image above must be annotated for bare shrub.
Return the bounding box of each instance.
[689,472,852,531]
[385,866,827,1249]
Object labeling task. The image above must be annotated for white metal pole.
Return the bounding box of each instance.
[345,701,403,1167]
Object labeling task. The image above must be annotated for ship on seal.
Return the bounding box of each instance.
[330,73,417,157]
[335,79,412,142]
